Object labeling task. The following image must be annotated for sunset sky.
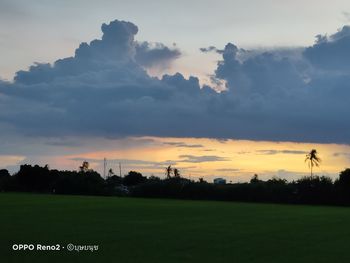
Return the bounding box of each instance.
[1,0,350,181]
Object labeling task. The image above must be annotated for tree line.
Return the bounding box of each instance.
[1,161,350,206]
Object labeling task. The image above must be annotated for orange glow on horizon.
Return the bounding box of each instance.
[44,137,350,182]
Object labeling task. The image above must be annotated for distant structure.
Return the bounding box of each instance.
[213,178,226,185]
[103,158,107,178]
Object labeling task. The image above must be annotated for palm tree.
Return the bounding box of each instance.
[173,168,180,178]
[165,165,173,179]
[79,161,90,173]
[108,168,114,177]
[305,149,321,177]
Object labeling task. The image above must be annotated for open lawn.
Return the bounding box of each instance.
[1,193,350,263]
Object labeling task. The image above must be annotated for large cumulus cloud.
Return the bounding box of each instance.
[13,20,180,85]
[1,19,350,144]
[210,26,350,144]
[0,20,213,138]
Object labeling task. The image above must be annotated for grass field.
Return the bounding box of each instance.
[1,193,350,263]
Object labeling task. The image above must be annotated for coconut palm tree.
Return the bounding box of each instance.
[165,165,173,179]
[108,168,114,177]
[79,161,90,173]
[305,149,321,177]
[173,168,180,178]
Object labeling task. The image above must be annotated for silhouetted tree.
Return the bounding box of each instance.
[54,169,105,195]
[105,174,123,195]
[0,169,10,178]
[173,168,180,178]
[148,175,161,182]
[79,161,90,173]
[5,160,350,206]
[250,174,261,183]
[0,169,11,191]
[123,171,146,186]
[198,177,206,183]
[108,168,114,177]
[295,175,333,204]
[305,149,321,177]
[14,164,52,192]
[338,169,350,184]
[165,165,173,179]
[334,168,350,203]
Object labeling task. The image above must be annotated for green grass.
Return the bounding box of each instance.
[1,193,350,263]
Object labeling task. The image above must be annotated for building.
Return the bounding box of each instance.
[213,178,226,185]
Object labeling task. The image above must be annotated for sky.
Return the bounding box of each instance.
[1,0,350,181]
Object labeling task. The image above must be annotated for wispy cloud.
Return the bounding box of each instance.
[257,150,307,155]
[216,168,240,172]
[70,157,177,168]
[333,152,350,158]
[178,155,229,163]
[163,142,204,148]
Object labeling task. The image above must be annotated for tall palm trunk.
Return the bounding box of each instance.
[310,164,313,177]
[305,149,321,178]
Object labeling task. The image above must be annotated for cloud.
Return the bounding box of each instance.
[135,41,180,68]
[257,150,308,155]
[12,21,142,85]
[163,142,204,148]
[199,46,223,54]
[1,19,350,144]
[44,138,84,147]
[0,20,208,138]
[333,152,350,158]
[211,27,350,144]
[0,154,26,169]
[70,157,177,168]
[216,168,240,172]
[303,25,350,70]
[12,21,180,85]
[178,155,229,163]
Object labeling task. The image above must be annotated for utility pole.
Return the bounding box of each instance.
[103,158,107,178]
[119,162,122,177]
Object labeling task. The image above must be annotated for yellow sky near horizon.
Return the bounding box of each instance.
[51,137,350,182]
[2,136,350,182]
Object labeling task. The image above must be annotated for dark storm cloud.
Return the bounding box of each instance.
[1,19,350,144]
